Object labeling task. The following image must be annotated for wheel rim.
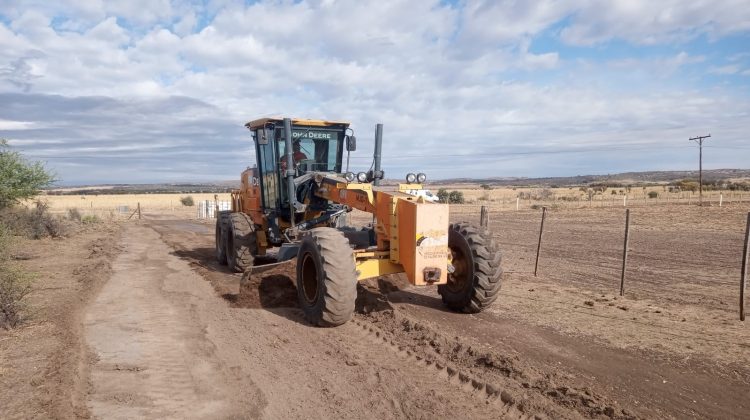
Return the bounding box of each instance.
[447,247,469,293]
[300,252,319,304]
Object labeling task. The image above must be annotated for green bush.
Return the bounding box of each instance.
[480,184,492,190]
[437,188,449,203]
[648,191,659,199]
[0,139,55,209]
[180,196,195,206]
[81,215,100,224]
[448,190,465,204]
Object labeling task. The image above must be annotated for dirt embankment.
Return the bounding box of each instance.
[0,223,122,419]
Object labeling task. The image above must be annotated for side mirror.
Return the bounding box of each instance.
[346,135,357,152]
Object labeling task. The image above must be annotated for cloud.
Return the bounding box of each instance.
[560,0,750,46]
[0,0,748,184]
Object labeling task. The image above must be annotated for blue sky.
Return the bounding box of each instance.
[0,0,748,185]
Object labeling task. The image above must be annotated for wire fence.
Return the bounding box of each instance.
[450,204,750,320]
[456,190,750,211]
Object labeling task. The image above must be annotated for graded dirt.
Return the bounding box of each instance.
[2,204,748,419]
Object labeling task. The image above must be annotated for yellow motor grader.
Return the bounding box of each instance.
[216,117,502,326]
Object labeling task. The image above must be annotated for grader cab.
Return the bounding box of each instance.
[216,117,502,326]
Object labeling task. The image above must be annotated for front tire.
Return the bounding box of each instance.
[296,228,357,327]
[438,223,502,313]
[227,213,257,272]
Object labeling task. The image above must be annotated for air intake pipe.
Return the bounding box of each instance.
[283,118,297,227]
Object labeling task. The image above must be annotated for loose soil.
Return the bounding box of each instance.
[2,204,748,419]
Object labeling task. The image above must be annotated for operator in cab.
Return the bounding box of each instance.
[280,140,308,171]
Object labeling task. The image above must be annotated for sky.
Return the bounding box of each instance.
[0,0,749,185]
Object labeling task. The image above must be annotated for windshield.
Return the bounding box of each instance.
[277,127,343,174]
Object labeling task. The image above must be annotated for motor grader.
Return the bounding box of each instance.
[216,117,502,326]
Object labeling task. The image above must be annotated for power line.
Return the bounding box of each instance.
[689,134,711,206]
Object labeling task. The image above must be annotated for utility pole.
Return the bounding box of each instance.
[689,134,711,206]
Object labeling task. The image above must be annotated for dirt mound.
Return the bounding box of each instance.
[229,263,299,309]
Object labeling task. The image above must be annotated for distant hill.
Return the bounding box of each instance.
[45,169,750,194]
[432,169,750,187]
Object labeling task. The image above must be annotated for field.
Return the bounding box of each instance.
[35,193,234,218]
[3,191,749,419]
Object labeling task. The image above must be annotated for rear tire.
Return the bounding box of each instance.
[296,228,357,327]
[227,213,257,272]
[438,223,502,313]
[215,211,230,265]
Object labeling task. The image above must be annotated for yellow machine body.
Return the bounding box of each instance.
[230,117,450,286]
[307,179,450,285]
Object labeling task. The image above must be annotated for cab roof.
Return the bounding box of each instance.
[245,117,350,130]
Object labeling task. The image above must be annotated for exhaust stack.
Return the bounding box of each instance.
[373,123,383,186]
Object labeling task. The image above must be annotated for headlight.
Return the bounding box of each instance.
[416,173,427,183]
[357,172,368,183]
[406,173,417,183]
[344,172,355,182]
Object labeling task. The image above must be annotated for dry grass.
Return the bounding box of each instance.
[29,193,233,219]
[425,184,749,209]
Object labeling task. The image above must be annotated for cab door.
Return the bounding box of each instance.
[255,129,280,210]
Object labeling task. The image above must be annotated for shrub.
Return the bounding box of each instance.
[81,215,100,224]
[0,225,33,329]
[537,188,554,200]
[67,208,82,221]
[448,190,465,204]
[437,188,449,203]
[0,139,56,209]
[648,191,659,199]
[180,196,195,206]
[480,184,492,190]
[0,201,68,239]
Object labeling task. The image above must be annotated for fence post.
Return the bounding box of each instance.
[534,207,547,277]
[741,212,750,321]
[480,205,488,227]
[620,209,631,296]
[137,202,141,220]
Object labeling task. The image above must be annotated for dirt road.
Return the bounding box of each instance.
[84,223,547,419]
[80,215,749,419]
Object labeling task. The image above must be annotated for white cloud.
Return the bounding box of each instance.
[710,64,742,75]
[0,0,748,183]
[560,0,750,45]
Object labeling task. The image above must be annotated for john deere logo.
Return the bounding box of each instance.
[292,130,333,140]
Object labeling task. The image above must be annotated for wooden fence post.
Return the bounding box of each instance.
[741,212,750,321]
[480,205,488,227]
[534,207,547,277]
[137,202,141,220]
[620,209,631,296]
